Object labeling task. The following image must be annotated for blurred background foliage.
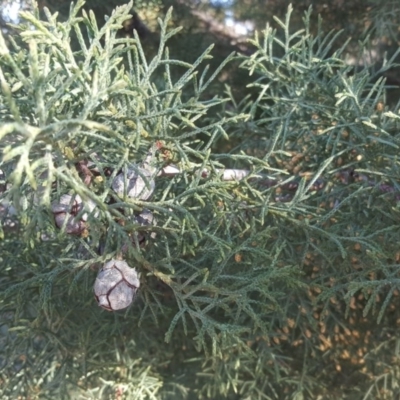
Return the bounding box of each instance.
[3,0,400,90]
[1,1,400,399]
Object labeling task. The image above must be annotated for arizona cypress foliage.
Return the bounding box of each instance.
[1,1,400,399]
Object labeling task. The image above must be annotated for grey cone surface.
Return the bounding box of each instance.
[94,259,140,311]
[112,167,155,200]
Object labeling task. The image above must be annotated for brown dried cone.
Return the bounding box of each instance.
[112,165,155,200]
[121,209,157,253]
[51,194,97,235]
[94,259,140,311]
[135,208,157,241]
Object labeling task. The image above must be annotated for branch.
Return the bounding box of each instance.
[158,164,400,202]
[1,164,399,237]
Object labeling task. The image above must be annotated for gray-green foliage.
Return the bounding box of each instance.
[1,1,400,399]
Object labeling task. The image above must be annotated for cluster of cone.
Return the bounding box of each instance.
[50,154,157,311]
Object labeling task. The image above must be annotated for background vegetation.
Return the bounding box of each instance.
[1,0,400,399]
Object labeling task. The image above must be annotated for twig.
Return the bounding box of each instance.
[158,164,400,201]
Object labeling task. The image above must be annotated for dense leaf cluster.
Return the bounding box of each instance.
[0,1,400,399]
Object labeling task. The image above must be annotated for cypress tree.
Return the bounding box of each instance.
[1,1,400,398]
